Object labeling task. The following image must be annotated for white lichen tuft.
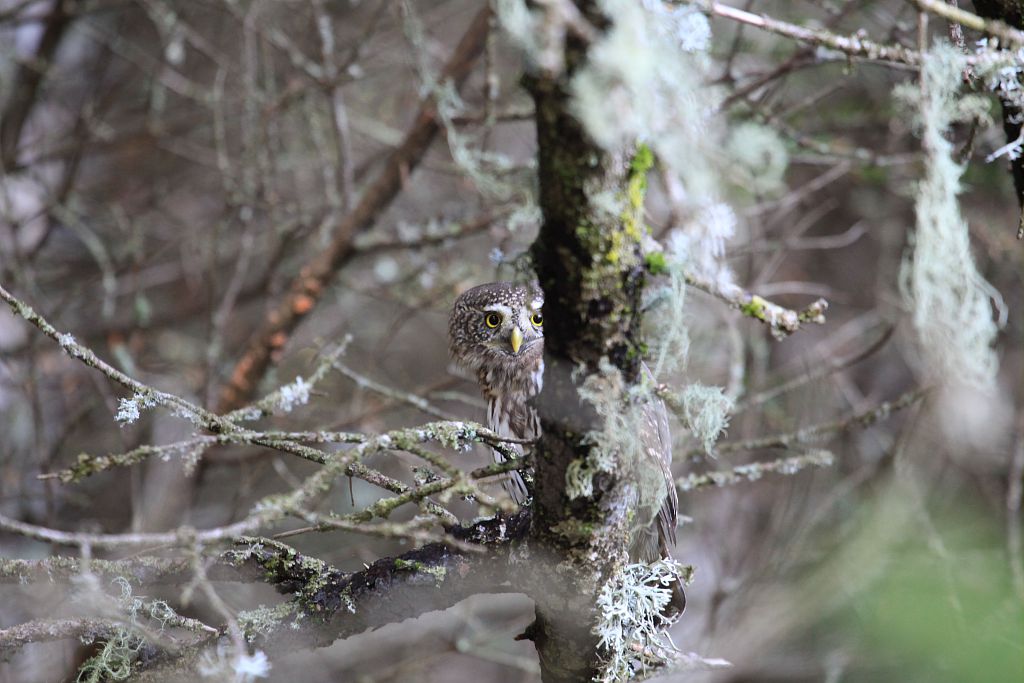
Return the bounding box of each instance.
[679,384,732,454]
[76,629,142,683]
[896,43,1000,391]
[569,0,711,156]
[725,122,789,195]
[973,38,1024,126]
[113,576,143,621]
[494,0,543,67]
[647,266,690,380]
[115,397,141,425]
[276,376,312,413]
[198,642,271,681]
[643,252,731,457]
[234,651,271,679]
[115,393,158,425]
[641,0,711,53]
[594,560,686,682]
[664,201,737,286]
[57,332,77,349]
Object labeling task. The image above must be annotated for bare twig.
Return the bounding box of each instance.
[693,388,928,459]
[737,325,894,411]
[0,0,73,168]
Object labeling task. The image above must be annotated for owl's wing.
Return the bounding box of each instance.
[640,365,686,615]
[631,363,678,562]
[650,392,678,549]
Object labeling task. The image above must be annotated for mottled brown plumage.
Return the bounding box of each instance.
[449,281,543,502]
[448,281,684,612]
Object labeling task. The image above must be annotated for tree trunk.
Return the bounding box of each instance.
[525,5,650,680]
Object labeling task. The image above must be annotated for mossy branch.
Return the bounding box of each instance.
[680,270,827,338]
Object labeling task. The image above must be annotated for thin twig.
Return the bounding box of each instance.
[694,388,928,459]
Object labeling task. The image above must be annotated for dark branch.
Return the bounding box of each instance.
[131,513,529,679]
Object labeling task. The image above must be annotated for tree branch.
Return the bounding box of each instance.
[920,0,1024,44]
[0,618,119,654]
[677,450,836,491]
[131,514,529,679]
[0,0,73,168]
[688,0,920,67]
[682,270,828,339]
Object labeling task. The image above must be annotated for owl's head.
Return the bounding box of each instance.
[448,281,543,382]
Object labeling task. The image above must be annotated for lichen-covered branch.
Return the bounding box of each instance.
[0,554,246,586]
[0,514,527,676]
[681,270,828,339]
[0,618,119,655]
[0,278,538,548]
[918,0,1024,45]
[0,416,527,550]
[130,515,528,680]
[677,450,836,491]
[686,0,921,67]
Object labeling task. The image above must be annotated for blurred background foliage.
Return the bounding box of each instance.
[0,0,1021,681]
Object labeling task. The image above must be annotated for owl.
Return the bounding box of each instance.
[448,281,544,503]
[448,281,685,613]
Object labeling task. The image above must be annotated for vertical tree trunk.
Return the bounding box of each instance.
[524,6,650,680]
[972,1,1024,231]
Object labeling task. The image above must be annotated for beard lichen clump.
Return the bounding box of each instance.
[897,42,1000,391]
[568,359,636,501]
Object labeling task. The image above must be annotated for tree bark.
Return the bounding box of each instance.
[524,5,650,681]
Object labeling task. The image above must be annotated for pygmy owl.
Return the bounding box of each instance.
[448,281,684,612]
[448,281,544,503]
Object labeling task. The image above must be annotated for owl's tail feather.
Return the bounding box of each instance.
[501,469,529,506]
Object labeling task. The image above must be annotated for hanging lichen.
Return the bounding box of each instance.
[897,43,1000,390]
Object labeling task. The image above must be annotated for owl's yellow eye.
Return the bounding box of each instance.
[530,312,543,327]
[484,312,502,328]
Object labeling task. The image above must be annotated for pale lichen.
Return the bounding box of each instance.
[896,43,1000,391]
[76,628,142,683]
[724,122,789,196]
[593,559,692,682]
[115,392,159,425]
[276,376,312,413]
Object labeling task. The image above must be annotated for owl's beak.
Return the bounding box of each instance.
[509,327,524,354]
